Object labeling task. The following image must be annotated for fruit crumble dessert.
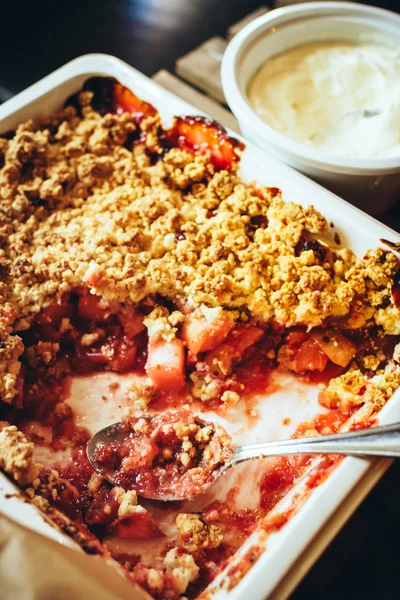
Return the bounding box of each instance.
[91,410,233,500]
[0,76,399,599]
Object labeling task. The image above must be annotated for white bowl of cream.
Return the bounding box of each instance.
[221,2,400,215]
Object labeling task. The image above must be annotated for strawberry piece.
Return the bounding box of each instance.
[181,312,235,355]
[108,340,138,372]
[34,325,62,343]
[205,324,264,375]
[36,301,73,325]
[166,116,244,170]
[74,339,137,373]
[113,82,157,120]
[231,324,265,352]
[77,294,112,321]
[112,511,163,539]
[145,338,185,391]
[285,331,308,347]
[84,486,119,525]
[118,312,145,340]
[66,77,157,122]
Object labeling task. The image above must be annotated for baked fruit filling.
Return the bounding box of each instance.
[91,410,233,500]
[0,77,399,599]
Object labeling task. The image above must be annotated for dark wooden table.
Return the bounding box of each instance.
[1,1,399,599]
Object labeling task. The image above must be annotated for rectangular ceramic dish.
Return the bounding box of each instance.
[1,54,399,600]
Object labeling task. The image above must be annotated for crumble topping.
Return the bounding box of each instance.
[164,548,200,594]
[28,469,69,503]
[321,369,367,411]
[125,378,155,413]
[0,305,24,402]
[362,354,381,371]
[132,548,200,598]
[87,473,104,494]
[144,306,185,342]
[117,489,139,517]
[0,423,40,486]
[322,362,400,411]
[190,368,227,402]
[0,88,399,400]
[362,365,400,409]
[176,513,224,552]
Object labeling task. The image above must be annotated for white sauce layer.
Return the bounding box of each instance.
[247,41,400,159]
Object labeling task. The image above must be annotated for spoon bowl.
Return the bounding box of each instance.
[87,418,400,502]
[86,421,129,487]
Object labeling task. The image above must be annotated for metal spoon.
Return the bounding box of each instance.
[380,238,400,261]
[87,421,400,502]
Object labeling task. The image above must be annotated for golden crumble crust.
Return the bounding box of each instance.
[322,369,367,411]
[0,87,399,407]
[176,513,224,552]
[125,378,155,413]
[164,548,200,594]
[0,423,40,486]
[323,363,400,412]
[117,489,139,517]
[0,304,24,402]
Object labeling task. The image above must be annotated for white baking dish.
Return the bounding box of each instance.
[0,54,399,600]
[221,2,400,216]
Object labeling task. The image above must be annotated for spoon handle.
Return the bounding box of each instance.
[232,422,400,464]
[380,238,400,261]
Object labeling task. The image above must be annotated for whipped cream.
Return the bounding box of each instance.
[247,41,400,159]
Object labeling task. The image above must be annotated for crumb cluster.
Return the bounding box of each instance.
[323,347,400,412]
[176,513,224,552]
[0,423,39,486]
